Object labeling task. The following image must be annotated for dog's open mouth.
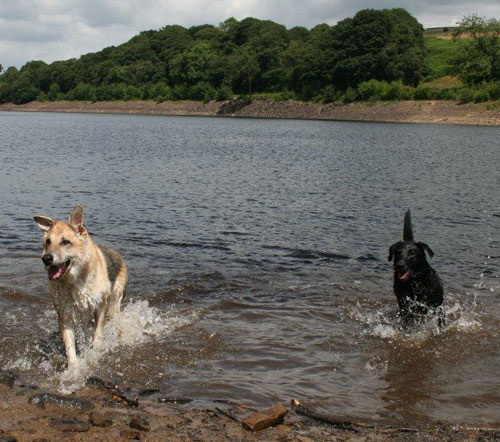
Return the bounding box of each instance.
[399,270,411,282]
[48,259,71,281]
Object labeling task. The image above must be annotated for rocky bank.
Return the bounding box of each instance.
[1,99,500,126]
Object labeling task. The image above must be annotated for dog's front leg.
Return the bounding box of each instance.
[61,326,78,368]
[92,305,107,347]
[56,313,78,368]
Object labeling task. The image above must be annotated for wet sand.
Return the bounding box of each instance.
[1,99,500,126]
[0,372,498,441]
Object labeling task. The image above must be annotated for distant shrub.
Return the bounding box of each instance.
[172,84,190,100]
[402,87,416,100]
[414,86,440,100]
[238,94,253,104]
[37,92,48,102]
[341,87,358,103]
[434,88,458,100]
[299,84,318,101]
[474,88,490,103]
[95,86,109,101]
[67,82,97,101]
[12,75,39,104]
[151,82,172,102]
[358,79,389,101]
[123,85,141,101]
[215,85,234,101]
[47,83,61,101]
[277,89,296,101]
[486,81,500,100]
[458,88,475,103]
[321,85,336,103]
[95,83,127,101]
[139,84,151,100]
[190,82,216,102]
[385,80,404,100]
[0,83,12,103]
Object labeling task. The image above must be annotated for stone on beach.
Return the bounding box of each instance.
[120,428,141,439]
[243,404,288,431]
[130,416,150,431]
[49,418,90,432]
[88,411,113,427]
[0,372,18,389]
[28,392,94,411]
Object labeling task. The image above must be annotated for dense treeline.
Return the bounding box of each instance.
[0,8,428,104]
[1,10,499,105]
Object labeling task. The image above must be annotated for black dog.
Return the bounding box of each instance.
[388,210,444,325]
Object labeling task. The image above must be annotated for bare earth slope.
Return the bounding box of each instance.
[1,99,500,125]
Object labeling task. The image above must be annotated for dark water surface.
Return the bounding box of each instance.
[0,111,499,425]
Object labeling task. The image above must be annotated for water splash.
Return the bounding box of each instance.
[350,291,482,343]
[53,300,199,393]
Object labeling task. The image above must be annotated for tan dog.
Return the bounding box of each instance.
[34,205,128,368]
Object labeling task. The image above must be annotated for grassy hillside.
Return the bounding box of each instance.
[424,36,464,82]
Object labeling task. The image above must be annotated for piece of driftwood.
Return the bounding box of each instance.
[157,397,192,404]
[295,406,358,432]
[215,406,240,422]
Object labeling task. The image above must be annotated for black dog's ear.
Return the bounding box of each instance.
[417,242,434,258]
[388,243,397,261]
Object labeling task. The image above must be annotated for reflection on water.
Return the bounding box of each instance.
[0,111,499,425]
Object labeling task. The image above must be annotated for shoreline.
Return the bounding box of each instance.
[1,99,500,126]
[0,372,497,441]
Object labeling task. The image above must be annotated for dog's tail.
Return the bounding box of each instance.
[403,209,414,242]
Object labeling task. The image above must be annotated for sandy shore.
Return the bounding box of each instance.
[1,99,500,126]
[0,371,498,441]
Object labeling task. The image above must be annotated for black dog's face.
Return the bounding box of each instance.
[388,241,434,282]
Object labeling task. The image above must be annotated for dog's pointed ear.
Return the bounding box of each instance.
[417,242,434,258]
[388,243,396,262]
[69,205,85,233]
[34,216,54,231]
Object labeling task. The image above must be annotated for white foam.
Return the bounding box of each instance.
[55,300,199,393]
[351,291,483,343]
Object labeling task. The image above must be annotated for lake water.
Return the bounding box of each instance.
[0,111,499,426]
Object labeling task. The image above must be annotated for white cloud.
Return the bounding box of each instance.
[1,0,500,68]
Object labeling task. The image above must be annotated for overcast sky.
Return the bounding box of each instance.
[1,0,499,69]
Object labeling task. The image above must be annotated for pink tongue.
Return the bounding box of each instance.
[400,271,410,282]
[49,266,64,281]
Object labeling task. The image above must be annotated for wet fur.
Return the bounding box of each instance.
[388,210,444,326]
[34,205,127,368]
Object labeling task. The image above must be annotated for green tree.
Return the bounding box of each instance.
[12,73,39,104]
[1,11,431,103]
[20,60,52,92]
[50,60,78,93]
[68,82,97,101]
[1,66,19,83]
[47,83,62,101]
[0,82,12,103]
[452,14,500,85]
[330,8,427,87]
[170,41,217,86]
[230,48,260,95]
